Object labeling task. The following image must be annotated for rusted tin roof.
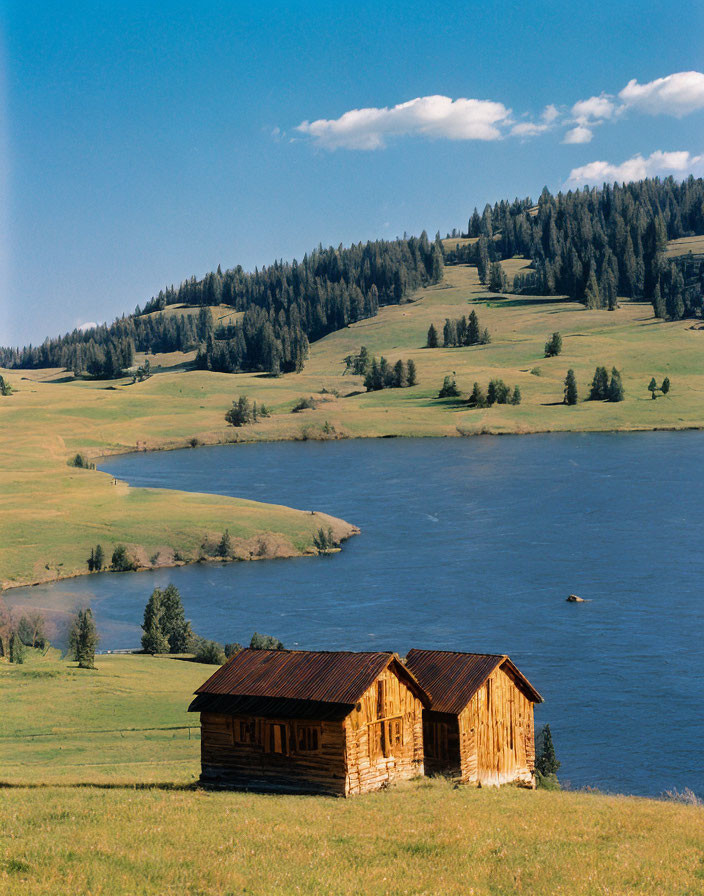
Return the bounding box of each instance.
[192,649,428,710]
[405,649,543,714]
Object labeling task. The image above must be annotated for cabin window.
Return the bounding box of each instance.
[295,724,321,752]
[235,719,259,745]
[268,723,288,755]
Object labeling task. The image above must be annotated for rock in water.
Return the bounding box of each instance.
[566,594,585,603]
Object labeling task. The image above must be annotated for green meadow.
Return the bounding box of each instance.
[2,651,703,896]
[2,251,703,590]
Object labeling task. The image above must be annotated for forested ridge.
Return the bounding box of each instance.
[0,235,443,377]
[3,177,704,379]
[446,176,704,317]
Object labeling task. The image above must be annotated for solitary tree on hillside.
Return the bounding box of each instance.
[661,377,671,395]
[511,385,522,405]
[544,332,562,357]
[648,377,658,399]
[536,724,561,777]
[426,324,438,348]
[68,608,99,669]
[564,370,578,405]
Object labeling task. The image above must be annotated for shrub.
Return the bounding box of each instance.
[111,545,137,571]
[217,529,232,558]
[468,382,487,408]
[438,375,460,399]
[224,642,243,659]
[313,526,335,555]
[225,396,254,426]
[292,396,317,413]
[250,632,284,650]
[193,638,226,665]
[68,453,95,469]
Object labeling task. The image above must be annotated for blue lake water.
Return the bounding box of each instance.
[8,432,704,797]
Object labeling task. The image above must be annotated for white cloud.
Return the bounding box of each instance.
[78,321,98,331]
[567,149,704,186]
[563,125,593,144]
[619,71,704,117]
[542,104,559,124]
[510,104,562,138]
[296,95,512,149]
[571,94,616,125]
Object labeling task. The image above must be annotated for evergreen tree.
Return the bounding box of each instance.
[218,529,232,558]
[438,375,460,398]
[68,608,99,669]
[536,723,560,777]
[564,370,578,405]
[511,385,522,405]
[584,271,601,309]
[648,377,658,399]
[467,311,480,345]
[468,382,486,408]
[544,332,562,357]
[406,359,417,386]
[426,323,439,348]
[393,359,406,388]
[87,548,95,572]
[661,376,671,395]
[488,261,508,293]
[608,367,624,402]
[94,544,104,571]
[9,631,26,664]
[476,236,490,284]
[141,590,170,654]
[589,366,609,401]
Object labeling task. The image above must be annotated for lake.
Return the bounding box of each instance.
[7,432,704,797]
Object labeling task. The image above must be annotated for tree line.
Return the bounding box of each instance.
[444,177,704,318]
[0,236,443,377]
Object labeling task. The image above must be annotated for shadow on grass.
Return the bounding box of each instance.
[0,781,199,791]
[468,296,574,309]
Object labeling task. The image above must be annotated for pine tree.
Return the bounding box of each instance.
[648,377,658,399]
[87,548,95,572]
[488,262,508,293]
[426,324,439,348]
[661,376,671,395]
[584,271,601,309]
[544,332,562,357]
[218,529,232,558]
[590,366,609,401]
[159,584,192,653]
[564,370,578,405]
[468,382,486,408]
[467,311,480,345]
[141,591,169,654]
[406,359,417,386]
[68,608,99,669]
[94,544,104,571]
[511,385,522,405]
[438,375,460,398]
[608,367,624,402]
[9,631,26,664]
[536,724,560,776]
[653,282,667,319]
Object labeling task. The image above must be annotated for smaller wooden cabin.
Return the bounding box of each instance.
[405,649,543,787]
[188,648,429,796]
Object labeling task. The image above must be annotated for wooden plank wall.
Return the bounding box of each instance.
[200,712,347,795]
[458,666,536,787]
[343,667,424,795]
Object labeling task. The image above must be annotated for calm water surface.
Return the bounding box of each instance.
[9,432,704,797]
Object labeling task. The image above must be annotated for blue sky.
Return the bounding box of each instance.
[2,0,703,345]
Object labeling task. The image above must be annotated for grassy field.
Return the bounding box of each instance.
[2,255,703,589]
[2,652,703,895]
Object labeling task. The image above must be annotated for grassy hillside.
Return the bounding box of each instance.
[1,652,703,895]
[2,255,703,588]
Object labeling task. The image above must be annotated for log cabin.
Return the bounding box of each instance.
[405,649,543,787]
[188,648,429,796]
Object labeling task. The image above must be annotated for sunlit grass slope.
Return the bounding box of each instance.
[2,255,703,587]
[2,651,703,895]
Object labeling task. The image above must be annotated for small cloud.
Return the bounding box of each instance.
[619,71,704,117]
[567,149,704,186]
[571,93,616,125]
[296,95,513,150]
[271,126,283,141]
[77,321,98,332]
[541,104,559,124]
[563,125,593,144]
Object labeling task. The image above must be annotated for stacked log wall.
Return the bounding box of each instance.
[200,712,347,795]
[343,667,424,795]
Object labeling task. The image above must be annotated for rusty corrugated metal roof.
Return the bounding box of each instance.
[405,649,543,713]
[194,649,401,705]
